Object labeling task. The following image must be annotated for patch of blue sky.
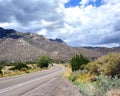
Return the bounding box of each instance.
[87,0,104,7]
[65,0,104,8]
[65,0,81,8]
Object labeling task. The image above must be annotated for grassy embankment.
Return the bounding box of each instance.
[63,53,120,96]
[0,63,49,78]
[0,56,51,78]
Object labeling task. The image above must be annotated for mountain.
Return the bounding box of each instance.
[0,27,104,62]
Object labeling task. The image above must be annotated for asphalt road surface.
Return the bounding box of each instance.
[0,65,65,96]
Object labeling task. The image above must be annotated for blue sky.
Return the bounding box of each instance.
[65,0,80,7]
[0,0,120,47]
[65,0,104,8]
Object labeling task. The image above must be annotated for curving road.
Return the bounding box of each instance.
[0,65,65,96]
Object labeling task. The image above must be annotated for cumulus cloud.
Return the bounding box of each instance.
[0,0,120,47]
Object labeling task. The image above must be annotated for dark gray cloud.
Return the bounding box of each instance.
[0,0,59,25]
[98,31,120,44]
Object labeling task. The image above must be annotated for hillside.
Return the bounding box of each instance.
[0,27,105,62]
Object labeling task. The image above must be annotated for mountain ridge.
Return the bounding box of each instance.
[0,27,119,62]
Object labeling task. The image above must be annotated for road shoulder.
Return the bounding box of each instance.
[22,76,83,96]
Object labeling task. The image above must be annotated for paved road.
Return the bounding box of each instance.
[0,65,65,96]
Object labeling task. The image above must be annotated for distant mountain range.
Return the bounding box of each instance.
[85,47,120,55]
[0,27,120,62]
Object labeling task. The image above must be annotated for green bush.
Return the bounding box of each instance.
[70,54,89,71]
[37,56,51,68]
[0,66,3,75]
[11,62,30,71]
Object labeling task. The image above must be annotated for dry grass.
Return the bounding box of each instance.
[63,66,72,78]
[75,73,95,83]
[63,64,95,83]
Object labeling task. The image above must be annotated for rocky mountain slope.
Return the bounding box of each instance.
[0,27,111,62]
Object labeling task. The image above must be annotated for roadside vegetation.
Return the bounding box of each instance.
[37,55,51,68]
[70,54,89,71]
[0,55,51,77]
[63,53,120,96]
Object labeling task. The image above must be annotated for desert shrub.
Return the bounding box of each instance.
[67,70,94,84]
[85,53,120,77]
[85,60,103,76]
[79,82,97,96]
[11,62,30,71]
[68,71,80,82]
[95,75,120,94]
[78,74,120,96]
[20,68,30,73]
[37,56,51,68]
[70,54,89,71]
[0,66,3,75]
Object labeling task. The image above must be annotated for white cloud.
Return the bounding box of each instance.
[40,19,55,27]
[0,0,120,47]
[37,29,47,36]
[62,0,120,46]
[80,0,89,5]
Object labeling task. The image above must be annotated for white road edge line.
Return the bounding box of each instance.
[0,77,43,94]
